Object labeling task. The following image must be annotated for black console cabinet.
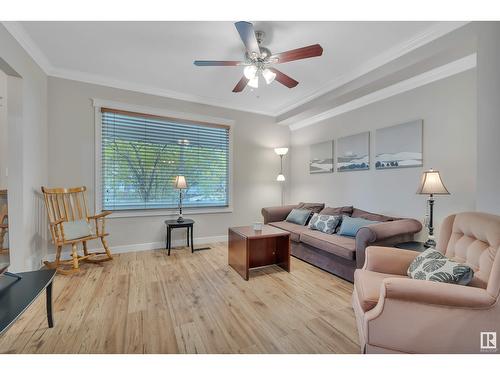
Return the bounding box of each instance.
[0,269,56,335]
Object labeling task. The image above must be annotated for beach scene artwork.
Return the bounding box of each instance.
[375,120,423,169]
[337,132,370,172]
[309,140,334,174]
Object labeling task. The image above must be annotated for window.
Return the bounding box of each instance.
[100,107,230,211]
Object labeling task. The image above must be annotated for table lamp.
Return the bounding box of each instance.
[416,169,450,248]
[174,175,188,222]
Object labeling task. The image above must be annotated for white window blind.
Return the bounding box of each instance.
[101,108,230,211]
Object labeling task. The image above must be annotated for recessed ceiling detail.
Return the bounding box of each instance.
[3,21,468,117]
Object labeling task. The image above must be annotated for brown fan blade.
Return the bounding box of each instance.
[235,21,261,57]
[270,44,323,64]
[194,60,245,66]
[232,76,249,93]
[268,68,299,88]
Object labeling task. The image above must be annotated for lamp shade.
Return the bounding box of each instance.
[274,147,289,156]
[174,175,188,189]
[416,169,449,195]
[276,174,285,182]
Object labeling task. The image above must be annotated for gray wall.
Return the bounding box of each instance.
[476,22,500,214]
[0,24,48,271]
[0,71,6,189]
[47,77,290,252]
[289,70,477,237]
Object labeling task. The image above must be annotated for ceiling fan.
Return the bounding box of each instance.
[193,21,323,93]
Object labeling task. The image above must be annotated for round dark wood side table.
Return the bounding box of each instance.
[165,219,194,256]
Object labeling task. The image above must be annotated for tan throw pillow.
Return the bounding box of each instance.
[62,219,93,241]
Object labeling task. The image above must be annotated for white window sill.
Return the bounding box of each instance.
[105,206,233,219]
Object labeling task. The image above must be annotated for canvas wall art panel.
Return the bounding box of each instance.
[375,120,423,169]
[337,132,370,172]
[309,141,334,174]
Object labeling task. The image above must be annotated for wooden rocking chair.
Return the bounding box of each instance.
[41,186,113,274]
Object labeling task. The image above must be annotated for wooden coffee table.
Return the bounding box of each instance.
[228,225,290,280]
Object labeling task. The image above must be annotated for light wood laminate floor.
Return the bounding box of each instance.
[0,243,359,353]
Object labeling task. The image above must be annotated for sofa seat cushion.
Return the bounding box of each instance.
[268,221,309,242]
[354,269,408,312]
[299,230,356,260]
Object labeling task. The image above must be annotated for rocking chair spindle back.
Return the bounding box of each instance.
[41,186,113,274]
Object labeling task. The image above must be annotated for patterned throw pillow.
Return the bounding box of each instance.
[308,213,342,234]
[407,248,474,285]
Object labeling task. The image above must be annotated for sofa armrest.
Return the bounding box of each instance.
[381,278,496,308]
[355,219,423,267]
[261,205,298,224]
[363,246,420,275]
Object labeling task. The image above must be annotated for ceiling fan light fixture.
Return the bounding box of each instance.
[262,68,276,84]
[243,65,258,79]
[248,75,259,89]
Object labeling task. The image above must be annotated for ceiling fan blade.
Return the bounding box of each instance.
[232,76,249,93]
[270,44,323,64]
[268,68,299,88]
[234,21,261,58]
[194,60,245,66]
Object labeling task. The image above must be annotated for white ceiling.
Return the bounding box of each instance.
[15,21,458,115]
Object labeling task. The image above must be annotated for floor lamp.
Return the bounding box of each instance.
[274,147,288,206]
[417,169,450,248]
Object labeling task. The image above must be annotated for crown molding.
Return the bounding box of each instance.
[3,21,469,119]
[289,53,477,131]
[275,21,470,117]
[50,67,275,116]
[1,21,53,74]
[1,21,275,117]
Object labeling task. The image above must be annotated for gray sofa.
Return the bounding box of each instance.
[261,203,422,282]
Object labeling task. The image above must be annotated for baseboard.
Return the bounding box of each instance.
[44,235,227,262]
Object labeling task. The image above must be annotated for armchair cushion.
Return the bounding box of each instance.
[62,219,93,240]
[407,248,474,285]
[364,246,420,275]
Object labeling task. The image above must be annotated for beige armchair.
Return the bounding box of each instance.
[352,212,500,354]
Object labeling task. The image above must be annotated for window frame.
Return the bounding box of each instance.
[93,99,234,218]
